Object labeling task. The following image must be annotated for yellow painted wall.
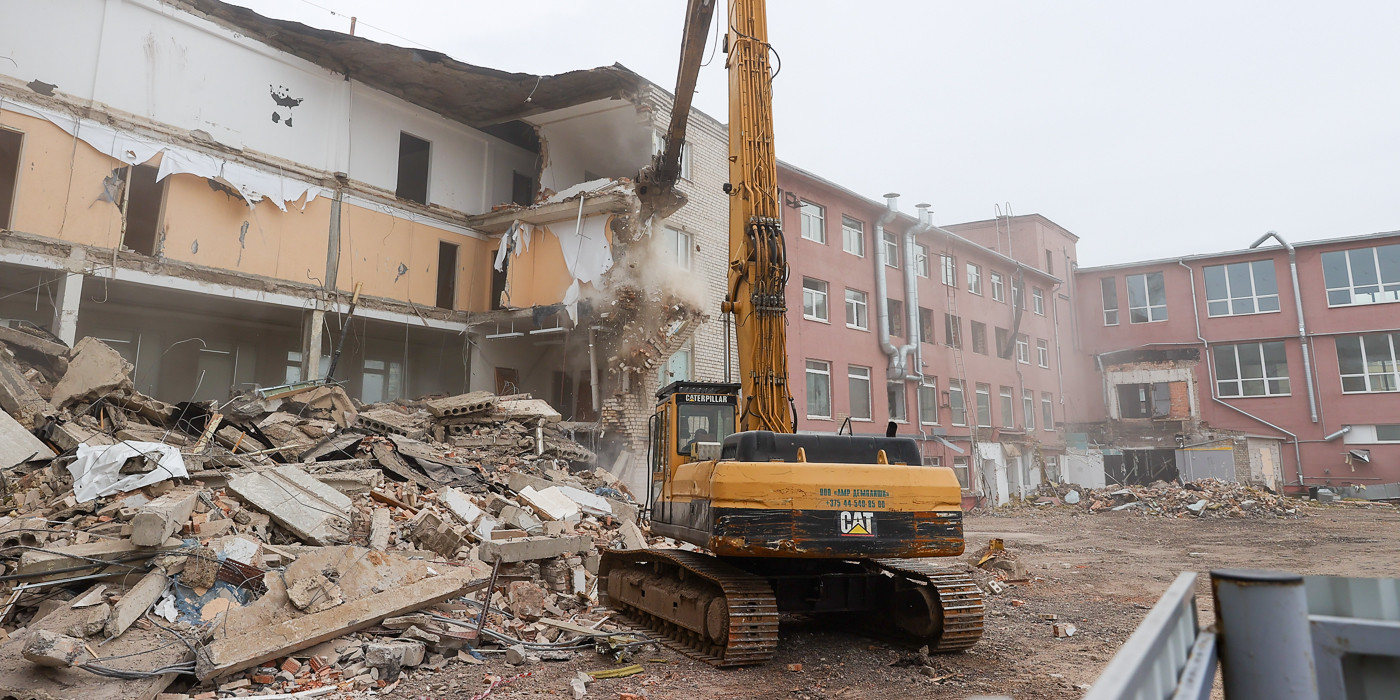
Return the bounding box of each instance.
[1,109,125,248]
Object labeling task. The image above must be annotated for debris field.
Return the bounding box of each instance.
[0,327,664,700]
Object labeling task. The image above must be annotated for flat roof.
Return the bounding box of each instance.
[1076,229,1400,273]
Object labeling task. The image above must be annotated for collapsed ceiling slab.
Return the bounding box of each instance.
[173,0,645,128]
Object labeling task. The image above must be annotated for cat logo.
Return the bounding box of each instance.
[838,511,876,537]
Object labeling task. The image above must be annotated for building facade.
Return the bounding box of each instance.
[1070,231,1400,495]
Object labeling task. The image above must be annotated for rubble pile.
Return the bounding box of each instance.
[0,331,658,699]
[1050,479,1306,518]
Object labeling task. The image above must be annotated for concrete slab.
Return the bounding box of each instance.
[106,571,169,638]
[0,406,55,468]
[0,350,53,429]
[227,464,353,545]
[50,337,134,409]
[478,535,592,564]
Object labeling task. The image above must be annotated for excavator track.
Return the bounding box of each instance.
[600,549,779,667]
[871,558,986,652]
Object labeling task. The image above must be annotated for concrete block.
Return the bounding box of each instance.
[619,520,647,550]
[23,630,87,668]
[227,464,352,546]
[426,391,497,418]
[369,508,392,551]
[182,546,220,589]
[50,337,133,409]
[0,408,55,469]
[439,488,483,525]
[106,571,169,638]
[130,486,201,547]
[313,468,383,495]
[409,511,466,558]
[478,535,592,564]
[365,640,425,682]
[65,602,111,638]
[0,351,53,430]
[500,505,543,532]
[16,538,179,582]
[517,485,581,523]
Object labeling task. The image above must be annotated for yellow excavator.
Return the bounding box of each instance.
[604,0,984,665]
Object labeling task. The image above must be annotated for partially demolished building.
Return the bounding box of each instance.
[0,0,732,484]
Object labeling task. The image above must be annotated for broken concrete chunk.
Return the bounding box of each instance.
[23,630,88,668]
[50,336,134,409]
[130,486,201,546]
[440,488,483,525]
[426,391,497,418]
[409,510,466,558]
[286,574,344,614]
[517,485,581,523]
[365,640,425,682]
[619,520,647,550]
[369,508,393,551]
[0,409,57,470]
[65,602,112,638]
[182,546,221,589]
[106,571,169,639]
[0,351,54,431]
[479,535,592,564]
[227,464,352,546]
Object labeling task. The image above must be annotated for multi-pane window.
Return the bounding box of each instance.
[883,231,900,267]
[1012,279,1024,310]
[1215,342,1290,397]
[802,278,828,321]
[999,386,1015,428]
[1378,424,1400,442]
[800,201,825,243]
[975,383,992,427]
[1204,260,1280,316]
[967,263,983,295]
[848,365,872,420]
[1101,277,1120,326]
[948,380,967,426]
[990,271,1006,302]
[1041,392,1054,430]
[1127,272,1168,323]
[1016,334,1030,364]
[917,244,931,278]
[845,289,868,330]
[842,216,865,257]
[1336,333,1400,393]
[918,378,939,425]
[1023,389,1036,430]
[1322,244,1400,307]
[939,254,956,286]
[944,314,962,348]
[1032,287,1045,316]
[919,307,935,344]
[1036,339,1049,368]
[806,360,831,418]
[952,456,970,489]
[888,299,904,337]
[970,321,988,355]
[888,381,907,422]
[662,227,692,269]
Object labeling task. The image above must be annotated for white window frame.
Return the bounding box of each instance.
[967,263,983,295]
[842,216,865,257]
[917,244,931,278]
[802,278,829,322]
[1041,392,1055,431]
[847,365,872,421]
[883,232,899,268]
[952,456,970,489]
[1126,272,1168,323]
[1023,389,1036,431]
[1214,341,1291,397]
[918,378,939,425]
[948,380,967,427]
[1322,244,1400,308]
[1032,287,1045,315]
[1101,277,1120,326]
[887,381,908,423]
[806,359,832,419]
[1016,334,1030,364]
[844,288,869,330]
[990,271,1006,303]
[663,226,692,269]
[800,201,826,243]
[1337,333,1400,394]
[1036,339,1049,368]
[939,253,955,286]
[1205,260,1281,317]
[999,386,1015,428]
[975,383,992,428]
[652,131,692,181]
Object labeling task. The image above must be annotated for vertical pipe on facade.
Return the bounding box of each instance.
[873,194,902,378]
[588,327,601,412]
[1249,231,1319,424]
[900,205,934,379]
[1179,260,1305,487]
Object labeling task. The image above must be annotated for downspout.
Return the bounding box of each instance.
[1323,425,1350,441]
[1249,230,1318,424]
[873,194,902,379]
[588,327,601,413]
[1179,259,1305,487]
[900,204,934,379]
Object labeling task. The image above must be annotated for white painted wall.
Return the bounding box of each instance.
[1064,449,1107,489]
[532,99,652,195]
[0,0,536,214]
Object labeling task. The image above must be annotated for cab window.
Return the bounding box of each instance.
[676,402,736,455]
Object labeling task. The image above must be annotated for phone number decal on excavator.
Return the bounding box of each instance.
[820,487,888,509]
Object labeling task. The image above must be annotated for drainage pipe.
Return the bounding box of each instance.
[872,194,902,379]
[899,204,934,379]
[1322,425,1350,441]
[1250,231,1318,423]
[587,327,601,412]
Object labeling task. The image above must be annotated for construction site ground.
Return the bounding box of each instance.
[393,503,1400,700]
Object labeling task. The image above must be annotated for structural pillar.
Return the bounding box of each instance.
[50,271,83,347]
[301,307,325,382]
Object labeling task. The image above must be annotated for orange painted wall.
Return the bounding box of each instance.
[337,203,491,311]
[500,221,613,309]
[162,176,331,281]
[1,109,125,248]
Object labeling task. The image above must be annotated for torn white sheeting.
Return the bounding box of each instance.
[1,98,325,210]
[67,441,189,503]
[493,220,535,272]
[542,178,628,204]
[546,215,614,287]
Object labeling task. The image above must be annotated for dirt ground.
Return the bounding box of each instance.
[388,501,1400,700]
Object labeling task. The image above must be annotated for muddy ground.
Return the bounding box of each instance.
[389,502,1400,700]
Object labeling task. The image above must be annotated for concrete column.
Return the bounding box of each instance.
[50,271,83,347]
[301,307,325,381]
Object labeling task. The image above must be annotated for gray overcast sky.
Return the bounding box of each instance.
[231,1,1400,267]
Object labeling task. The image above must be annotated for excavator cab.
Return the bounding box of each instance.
[648,381,739,508]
